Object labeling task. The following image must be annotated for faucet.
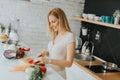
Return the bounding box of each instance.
[80,40,94,61]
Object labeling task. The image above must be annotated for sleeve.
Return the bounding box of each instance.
[67,33,76,44]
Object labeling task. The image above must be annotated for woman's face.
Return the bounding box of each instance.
[49,15,59,32]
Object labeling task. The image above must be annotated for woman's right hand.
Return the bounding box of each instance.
[37,50,49,57]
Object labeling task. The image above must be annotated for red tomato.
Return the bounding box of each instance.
[28,59,39,65]
[27,58,33,64]
[19,47,25,51]
[25,48,30,51]
[40,66,47,73]
[28,60,34,64]
[21,48,25,51]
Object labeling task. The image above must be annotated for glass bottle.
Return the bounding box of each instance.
[9,19,20,44]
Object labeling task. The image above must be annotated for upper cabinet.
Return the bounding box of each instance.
[71,16,120,30]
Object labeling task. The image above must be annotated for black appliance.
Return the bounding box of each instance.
[85,65,120,73]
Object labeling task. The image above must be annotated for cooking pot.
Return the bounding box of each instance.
[102,62,120,71]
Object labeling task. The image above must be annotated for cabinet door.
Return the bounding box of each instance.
[66,63,97,80]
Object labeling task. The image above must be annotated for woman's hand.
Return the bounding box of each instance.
[34,56,51,64]
[37,50,49,57]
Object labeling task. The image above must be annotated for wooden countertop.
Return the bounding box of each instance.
[74,58,120,80]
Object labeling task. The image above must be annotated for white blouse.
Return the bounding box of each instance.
[48,32,75,79]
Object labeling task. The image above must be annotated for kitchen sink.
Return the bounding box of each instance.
[85,65,120,73]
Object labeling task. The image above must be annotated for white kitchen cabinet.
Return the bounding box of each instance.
[66,63,97,80]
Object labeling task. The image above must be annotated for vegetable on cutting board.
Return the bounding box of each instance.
[11,65,30,72]
[21,58,45,66]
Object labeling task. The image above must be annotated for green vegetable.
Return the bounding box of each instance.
[29,65,44,80]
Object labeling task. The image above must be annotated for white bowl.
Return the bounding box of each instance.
[87,14,96,20]
[82,13,88,19]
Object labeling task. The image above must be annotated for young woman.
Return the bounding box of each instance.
[35,8,76,79]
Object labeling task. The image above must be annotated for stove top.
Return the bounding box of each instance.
[85,65,120,73]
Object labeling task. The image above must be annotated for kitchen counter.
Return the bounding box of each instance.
[0,43,64,80]
[0,59,64,80]
[74,57,120,80]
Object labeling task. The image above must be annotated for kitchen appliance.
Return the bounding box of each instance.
[85,65,120,73]
[76,40,94,61]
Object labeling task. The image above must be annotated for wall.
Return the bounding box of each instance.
[81,0,120,66]
[0,0,85,54]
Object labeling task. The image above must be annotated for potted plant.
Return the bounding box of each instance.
[113,9,120,17]
[113,9,120,24]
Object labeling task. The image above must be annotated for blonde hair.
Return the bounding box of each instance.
[47,8,71,42]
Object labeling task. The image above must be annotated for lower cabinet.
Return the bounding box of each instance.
[66,63,97,80]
